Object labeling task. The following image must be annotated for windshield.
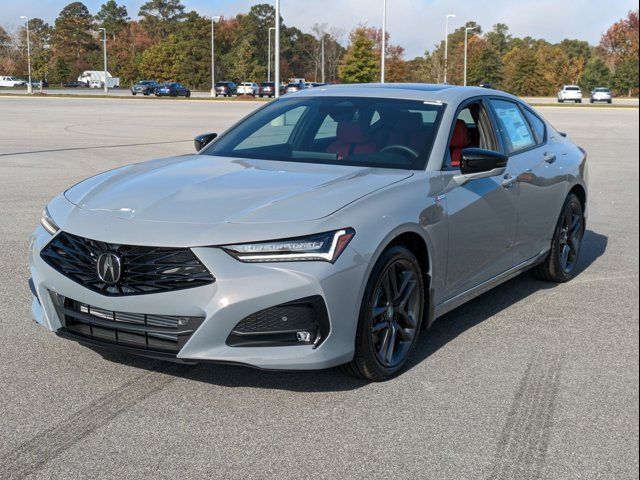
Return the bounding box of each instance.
[201,96,445,170]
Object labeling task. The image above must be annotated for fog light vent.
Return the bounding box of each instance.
[227,296,329,348]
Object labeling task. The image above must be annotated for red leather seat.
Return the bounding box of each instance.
[327,122,376,159]
[450,119,470,167]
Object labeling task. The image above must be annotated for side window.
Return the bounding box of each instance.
[314,114,338,140]
[522,108,546,145]
[490,99,536,154]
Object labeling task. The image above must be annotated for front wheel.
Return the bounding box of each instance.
[344,245,425,381]
[533,193,584,283]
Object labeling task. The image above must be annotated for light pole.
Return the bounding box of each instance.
[444,13,456,84]
[20,16,32,94]
[321,34,325,83]
[98,28,107,93]
[274,0,280,98]
[268,27,275,82]
[210,16,220,97]
[381,0,387,83]
[464,26,480,87]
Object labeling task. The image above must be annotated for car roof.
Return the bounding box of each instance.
[293,83,519,104]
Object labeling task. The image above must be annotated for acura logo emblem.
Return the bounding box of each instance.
[96,252,122,284]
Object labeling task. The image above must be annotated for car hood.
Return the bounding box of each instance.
[64,155,412,225]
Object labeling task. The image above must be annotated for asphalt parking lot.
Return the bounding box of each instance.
[0,97,637,480]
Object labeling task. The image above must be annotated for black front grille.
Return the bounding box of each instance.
[52,294,204,354]
[41,231,215,296]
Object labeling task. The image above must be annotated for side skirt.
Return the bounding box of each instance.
[432,250,548,321]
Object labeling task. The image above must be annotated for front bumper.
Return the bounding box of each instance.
[29,227,367,370]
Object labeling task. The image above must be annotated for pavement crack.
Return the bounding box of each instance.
[0,363,187,480]
[487,354,562,480]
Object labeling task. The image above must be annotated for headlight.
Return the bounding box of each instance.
[40,207,59,235]
[223,228,355,263]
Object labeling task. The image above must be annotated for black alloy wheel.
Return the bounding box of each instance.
[534,193,584,283]
[345,245,425,381]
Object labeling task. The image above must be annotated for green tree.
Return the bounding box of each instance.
[52,2,96,69]
[339,27,379,83]
[503,46,546,95]
[95,0,129,39]
[138,0,186,39]
[467,39,503,87]
[19,18,52,82]
[580,57,611,91]
[485,23,512,56]
[612,59,639,96]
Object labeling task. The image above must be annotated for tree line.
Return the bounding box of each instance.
[0,1,637,96]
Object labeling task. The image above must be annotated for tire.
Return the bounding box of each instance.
[608,100,612,104]
[344,245,425,381]
[186,91,191,98]
[132,92,137,95]
[558,99,563,103]
[533,193,585,283]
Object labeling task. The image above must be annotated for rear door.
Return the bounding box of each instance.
[488,98,566,264]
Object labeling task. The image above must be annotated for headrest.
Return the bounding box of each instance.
[337,122,367,143]
[450,119,470,147]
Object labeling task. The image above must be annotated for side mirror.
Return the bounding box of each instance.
[460,148,508,175]
[194,133,217,152]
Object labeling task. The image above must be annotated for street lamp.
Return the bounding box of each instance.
[321,34,325,84]
[210,16,221,97]
[274,0,280,98]
[464,26,480,87]
[98,28,107,93]
[381,0,387,83]
[20,16,32,94]
[268,27,275,83]
[444,13,456,84]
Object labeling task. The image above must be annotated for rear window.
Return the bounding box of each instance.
[565,86,581,91]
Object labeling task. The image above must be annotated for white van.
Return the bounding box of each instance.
[0,76,26,87]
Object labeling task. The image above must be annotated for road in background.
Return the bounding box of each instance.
[0,97,637,480]
[2,88,639,106]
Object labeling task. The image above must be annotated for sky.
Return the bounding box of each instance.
[1,0,637,58]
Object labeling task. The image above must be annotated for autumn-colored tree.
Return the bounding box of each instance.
[600,10,639,95]
[339,27,379,83]
[108,21,155,84]
[580,57,611,91]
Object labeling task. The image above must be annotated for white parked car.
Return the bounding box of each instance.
[558,85,582,103]
[0,76,26,87]
[590,87,612,104]
[89,80,103,89]
[237,82,259,96]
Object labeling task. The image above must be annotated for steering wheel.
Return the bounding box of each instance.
[380,144,419,159]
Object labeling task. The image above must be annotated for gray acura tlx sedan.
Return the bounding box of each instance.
[29,84,588,381]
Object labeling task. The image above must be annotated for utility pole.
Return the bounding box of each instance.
[275,0,280,98]
[321,35,325,84]
[381,0,387,83]
[464,26,480,87]
[268,27,275,83]
[98,28,107,93]
[20,16,32,94]
[211,16,220,97]
[444,14,456,84]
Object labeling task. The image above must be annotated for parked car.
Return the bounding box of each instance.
[63,81,81,88]
[131,80,159,96]
[30,84,588,381]
[285,82,305,94]
[0,76,26,87]
[258,82,286,97]
[155,82,191,97]
[558,85,582,103]
[89,80,103,89]
[237,82,259,96]
[214,81,237,97]
[311,82,328,88]
[590,87,612,104]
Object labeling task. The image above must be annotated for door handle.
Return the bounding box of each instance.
[501,174,517,189]
[543,152,556,164]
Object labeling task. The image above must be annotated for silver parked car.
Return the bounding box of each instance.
[590,87,612,104]
[29,84,588,380]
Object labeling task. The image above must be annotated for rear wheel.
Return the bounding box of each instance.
[344,245,425,381]
[533,193,584,283]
